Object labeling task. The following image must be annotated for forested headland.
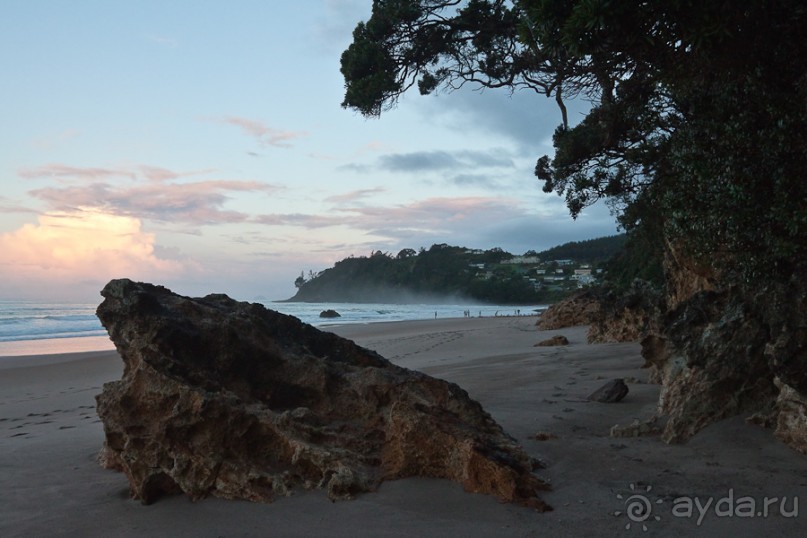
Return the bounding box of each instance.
[286,235,627,304]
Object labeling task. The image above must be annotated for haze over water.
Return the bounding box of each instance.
[0,300,546,357]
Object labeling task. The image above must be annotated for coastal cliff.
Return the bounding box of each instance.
[538,247,807,454]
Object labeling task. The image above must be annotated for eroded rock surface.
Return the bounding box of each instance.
[95,279,550,509]
[586,281,662,344]
[641,253,807,451]
[534,335,569,347]
[535,290,601,330]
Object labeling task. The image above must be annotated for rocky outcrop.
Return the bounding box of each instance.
[534,335,569,347]
[536,284,659,345]
[319,309,341,318]
[648,290,778,443]
[535,290,601,330]
[587,379,629,403]
[639,247,807,451]
[610,417,662,438]
[774,379,807,454]
[95,279,550,509]
[662,240,718,311]
[586,281,662,344]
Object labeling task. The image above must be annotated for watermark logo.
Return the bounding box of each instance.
[614,483,663,531]
[671,488,798,525]
[614,483,799,530]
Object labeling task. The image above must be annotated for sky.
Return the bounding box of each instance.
[0,0,618,303]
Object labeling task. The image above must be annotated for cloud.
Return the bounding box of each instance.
[253,195,618,256]
[136,165,207,182]
[0,208,185,299]
[449,173,501,188]
[18,163,212,183]
[253,213,343,228]
[30,180,280,225]
[31,129,80,151]
[219,116,309,148]
[345,149,515,175]
[19,164,136,181]
[255,196,524,235]
[0,196,38,215]
[324,187,386,205]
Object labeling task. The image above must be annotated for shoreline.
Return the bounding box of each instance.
[0,335,116,358]
[0,313,541,359]
[2,316,805,536]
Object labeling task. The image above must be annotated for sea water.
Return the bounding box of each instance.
[0,299,546,356]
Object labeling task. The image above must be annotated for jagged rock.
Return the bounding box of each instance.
[534,335,569,347]
[586,281,662,344]
[774,378,807,454]
[651,290,778,443]
[319,309,341,318]
[587,379,629,403]
[662,240,719,311]
[95,279,550,509]
[536,290,601,330]
[610,417,662,438]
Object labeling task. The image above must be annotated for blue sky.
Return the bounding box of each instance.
[0,0,617,302]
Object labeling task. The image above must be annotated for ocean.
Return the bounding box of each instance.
[0,300,547,357]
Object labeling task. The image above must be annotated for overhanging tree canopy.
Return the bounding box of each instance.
[341,0,807,281]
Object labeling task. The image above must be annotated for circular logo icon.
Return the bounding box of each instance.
[615,483,663,531]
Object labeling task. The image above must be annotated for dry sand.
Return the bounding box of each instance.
[1,316,805,537]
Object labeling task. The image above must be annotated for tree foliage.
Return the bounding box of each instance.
[289,239,627,303]
[341,0,807,284]
[536,234,626,264]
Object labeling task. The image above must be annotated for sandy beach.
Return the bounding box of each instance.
[1,316,805,537]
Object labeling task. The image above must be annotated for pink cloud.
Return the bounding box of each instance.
[136,165,218,182]
[0,208,184,298]
[31,129,80,150]
[254,196,524,233]
[19,164,136,181]
[29,180,281,225]
[346,196,522,226]
[0,196,38,215]
[324,188,386,205]
[219,116,309,148]
[18,163,215,183]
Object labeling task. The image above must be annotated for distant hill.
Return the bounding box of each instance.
[534,234,627,263]
[285,235,626,304]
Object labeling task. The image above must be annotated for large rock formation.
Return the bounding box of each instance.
[640,246,807,452]
[535,290,601,330]
[537,242,807,455]
[586,281,662,344]
[536,283,659,345]
[644,289,778,443]
[95,279,550,508]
